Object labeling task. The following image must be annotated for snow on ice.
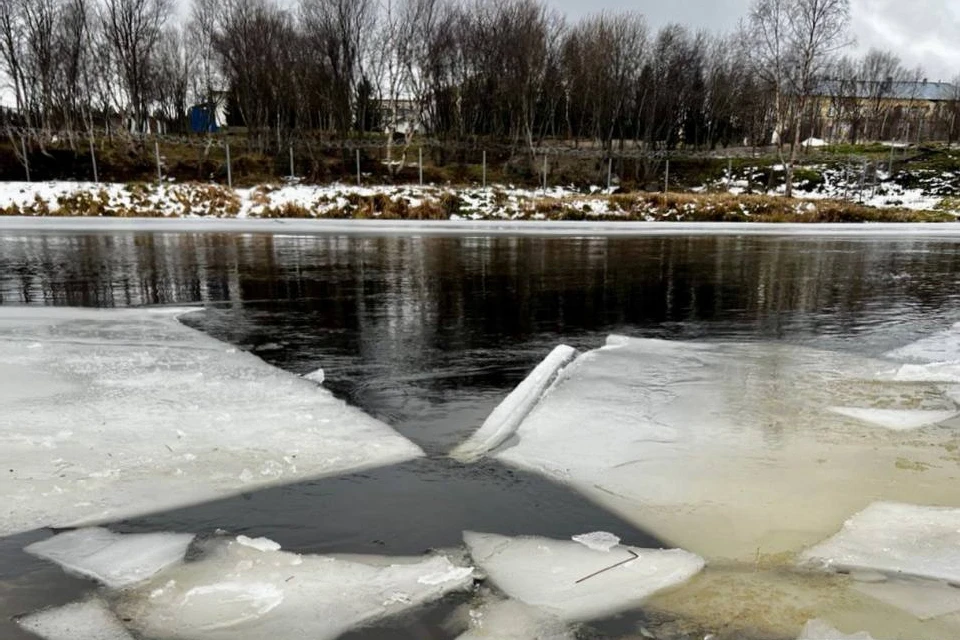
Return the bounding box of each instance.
[462,531,703,622]
[0,307,423,535]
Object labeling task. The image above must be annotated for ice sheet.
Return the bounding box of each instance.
[24,528,194,588]
[463,531,703,622]
[456,599,573,640]
[116,536,474,640]
[887,323,960,363]
[799,502,960,584]
[0,307,423,536]
[16,599,134,640]
[484,336,960,560]
[853,578,960,621]
[450,345,577,462]
[828,407,958,431]
[797,619,875,640]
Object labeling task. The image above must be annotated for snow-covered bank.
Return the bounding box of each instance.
[0,179,954,224]
[0,307,423,536]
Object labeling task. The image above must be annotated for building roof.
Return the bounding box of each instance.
[814,79,959,101]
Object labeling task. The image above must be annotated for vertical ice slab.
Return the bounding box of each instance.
[463,531,703,622]
[450,345,577,462]
[0,307,423,535]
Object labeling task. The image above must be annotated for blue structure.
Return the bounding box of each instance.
[189,103,220,133]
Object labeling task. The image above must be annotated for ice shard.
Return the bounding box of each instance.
[0,307,423,535]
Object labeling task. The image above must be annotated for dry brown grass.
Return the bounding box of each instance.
[3,182,952,223]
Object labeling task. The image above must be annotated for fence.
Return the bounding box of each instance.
[0,127,916,198]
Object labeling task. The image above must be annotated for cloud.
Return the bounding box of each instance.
[546,0,960,80]
[851,0,960,80]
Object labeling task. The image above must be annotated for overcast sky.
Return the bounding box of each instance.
[546,0,960,81]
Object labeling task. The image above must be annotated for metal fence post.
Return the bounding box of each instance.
[665,159,670,194]
[21,136,30,182]
[419,147,423,186]
[225,141,232,188]
[482,150,487,188]
[356,149,361,186]
[289,144,294,179]
[155,140,162,184]
[89,138,98,184]
[607,157,612,190]
[542,155,547,191]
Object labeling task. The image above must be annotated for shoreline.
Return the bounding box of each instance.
[2,216,960,236]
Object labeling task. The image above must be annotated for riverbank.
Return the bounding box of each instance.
[0,180,955,224]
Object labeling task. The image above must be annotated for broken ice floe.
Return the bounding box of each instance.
[463,531,703,622]
[24,527,194,589]
[21,530,474,640]
[887,322,960,363]
[0,307,423,535]
[456,599,573,640]
[16,599,134,640]
[797,619,875,640]
[852,578,960,621]
[116,536,474,640]
[828,407,958,431]
[470,335,960,560]
[450,345,577,462]
[799,502,960,584]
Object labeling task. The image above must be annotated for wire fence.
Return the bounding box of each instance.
[1,126,915,198]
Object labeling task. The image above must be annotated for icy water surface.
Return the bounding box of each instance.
[3,231,960,639]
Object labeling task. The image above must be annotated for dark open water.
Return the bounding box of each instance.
[3,230,960,639]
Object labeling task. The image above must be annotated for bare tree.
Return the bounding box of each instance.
[100,0,172,134]
[747,0,851,195]
[300,0,376,138]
